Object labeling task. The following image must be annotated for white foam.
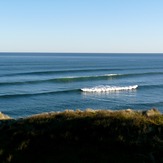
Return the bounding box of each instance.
[104,74,119,76]
[65,74,118,78]
[81,85,138,92]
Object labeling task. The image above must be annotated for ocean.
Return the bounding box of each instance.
[0,53,163,118]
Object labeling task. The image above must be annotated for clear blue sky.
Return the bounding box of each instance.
[0,0,163,53]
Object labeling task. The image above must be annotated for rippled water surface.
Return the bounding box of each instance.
[0,53,163,118]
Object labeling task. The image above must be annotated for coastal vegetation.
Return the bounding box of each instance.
[0,108,163,162]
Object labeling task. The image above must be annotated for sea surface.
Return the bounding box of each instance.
[0,53,163,118]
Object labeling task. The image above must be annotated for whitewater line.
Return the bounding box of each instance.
[81,85,138,92]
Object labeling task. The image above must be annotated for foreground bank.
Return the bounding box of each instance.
[0,108,163,163]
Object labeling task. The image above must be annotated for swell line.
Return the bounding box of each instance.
[0,68,121,77]
[0,74,118,86]
[0,84,162,98]
[0,72,162,86]
[118,72,163,78]
[138,84,163,90]
[1,67,162,77]
[0,89,80,98]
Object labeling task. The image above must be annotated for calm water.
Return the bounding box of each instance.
[0,53,163,118]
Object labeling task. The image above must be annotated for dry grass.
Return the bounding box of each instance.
[0,112,11,120]
[0,108,163,162]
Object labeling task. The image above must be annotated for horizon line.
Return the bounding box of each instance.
[0,52,163,54]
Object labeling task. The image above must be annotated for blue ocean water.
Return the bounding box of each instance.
[0,53,163,118]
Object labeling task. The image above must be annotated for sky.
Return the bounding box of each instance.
[0,0,163,53]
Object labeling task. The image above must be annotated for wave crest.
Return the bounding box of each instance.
[81,85,138,92]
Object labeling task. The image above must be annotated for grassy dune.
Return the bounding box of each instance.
[0,108,163,163]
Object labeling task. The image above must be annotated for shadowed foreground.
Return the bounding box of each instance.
[0,109,163,163]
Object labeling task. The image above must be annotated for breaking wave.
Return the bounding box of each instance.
[81,85,138,92]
